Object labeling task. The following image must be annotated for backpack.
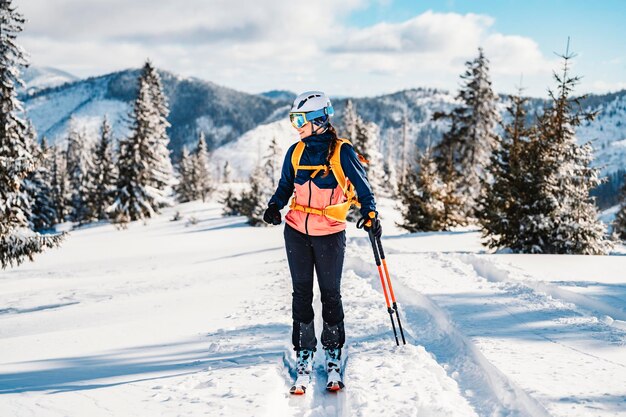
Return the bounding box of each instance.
[288,138,365,222]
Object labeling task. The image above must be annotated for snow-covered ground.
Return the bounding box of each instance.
[1,198,625,416]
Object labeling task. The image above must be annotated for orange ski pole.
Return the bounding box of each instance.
[358,214,401,346]
[367,229,399,345]
[374,235,406,345]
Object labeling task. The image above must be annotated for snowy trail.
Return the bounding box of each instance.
[344,240,550,417]
[374,236,626,417]
[1,200,625,416]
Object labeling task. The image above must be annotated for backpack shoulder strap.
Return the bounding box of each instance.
[290,141,306,178]
[329,138,352,193]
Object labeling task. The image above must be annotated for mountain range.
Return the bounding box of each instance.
[20,66,626,196]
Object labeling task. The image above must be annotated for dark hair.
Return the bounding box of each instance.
[322,124,339,177]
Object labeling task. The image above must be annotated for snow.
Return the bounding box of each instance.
[20,66,78,94]
[212,119,299,181]
[1,198,625,416]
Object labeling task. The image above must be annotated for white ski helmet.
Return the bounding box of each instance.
[291,91,333,113]
[290,91,334,128]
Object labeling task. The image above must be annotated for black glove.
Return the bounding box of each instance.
[263,203,282,225]
[360,211,382,239]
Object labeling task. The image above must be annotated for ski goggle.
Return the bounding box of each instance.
[289,106,334,129]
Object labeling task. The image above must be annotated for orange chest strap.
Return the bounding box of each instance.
[290,139,352,189]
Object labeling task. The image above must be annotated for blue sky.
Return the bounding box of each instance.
[349,0,625,57]
[20,0,625,98]
[346,0,625,92]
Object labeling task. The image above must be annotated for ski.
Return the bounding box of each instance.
[290,373,310,395]
[324,347,346,392]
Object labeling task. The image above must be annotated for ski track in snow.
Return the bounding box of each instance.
[366,239,626,417]
[1,201,625,416]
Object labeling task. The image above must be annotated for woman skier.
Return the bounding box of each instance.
[263,91,382,394]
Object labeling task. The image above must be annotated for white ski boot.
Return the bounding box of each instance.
[325,348,344,392]
[290,349,314,395]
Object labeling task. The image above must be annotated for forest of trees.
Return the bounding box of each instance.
[398,45,615,254]
[1,0,624,270]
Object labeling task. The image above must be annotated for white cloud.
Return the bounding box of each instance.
[587,80,626,94]
[18,2,560,97]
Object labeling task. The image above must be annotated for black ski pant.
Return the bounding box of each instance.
[284,224,346,351]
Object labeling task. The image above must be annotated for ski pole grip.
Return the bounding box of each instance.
[376,235,386,259]
[368,229,382,265]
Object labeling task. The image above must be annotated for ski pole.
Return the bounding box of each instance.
[374,235,406,345]
[368,229,399,346]
[357,215,400,346]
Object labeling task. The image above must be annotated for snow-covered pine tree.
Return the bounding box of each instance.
[174,146,195,203]
[24,132,57,232]
[383,135,399,197]
[222,161,232,183]
[478,90,536,250]
[49,144,70,223]
[521,43,610,254]
[65,124,95,224]
[613,174,626,241]
[431,115,468,226]
[265,136,282,189]
[220,188,243,216]
[342,99,358,142]
[242,163,275,226]
[398,149,464,232]
[191,131,214,202]
[433,47,500,218]
[240,137,282,225]
[109,60,174,225]
[86,117,117,221]
[0,0,64,268]
[354,120,386,195]
[143,60,174,206]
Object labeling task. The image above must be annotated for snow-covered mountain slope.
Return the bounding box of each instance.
[22,69,285,154]
[212,119,298,180]
[19,66,78,95]
[21,65,625,179]
[577,91,626,175]
[215,88,626,182]
[0,197,624,416]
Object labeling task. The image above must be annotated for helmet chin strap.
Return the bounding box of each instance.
[311,121,329,136]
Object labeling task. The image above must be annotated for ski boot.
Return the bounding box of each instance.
[290,349,314,395]
[325,348,345,392]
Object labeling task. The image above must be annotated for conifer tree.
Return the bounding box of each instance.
[86,117,117,220]
[383,136,399,197]
[109,60,174,225]
[65,124,94,224]
[49,144,70,223]
[265,136,282,189]
[242,138,282,226]
[143,60,174,203]
[221,188,243,216]
[398,149,464,232]
[478,90,535,250]
[613,175,626,241]
[222,161,232,183]
[174,146,195,203]
[191,131,214,201]
[24,134,57,232]
[242,164,274,226]
[0,0,63,268]
[354,120,385,194]
[431,115,468,226]
[342,99,358,142]
[433,47,500,217]
[519,42,609,254]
